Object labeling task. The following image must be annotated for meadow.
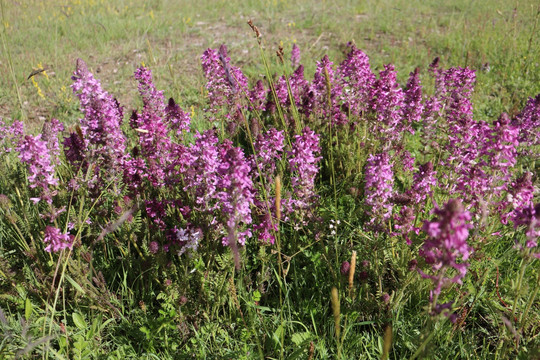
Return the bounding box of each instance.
[0,0,539,358]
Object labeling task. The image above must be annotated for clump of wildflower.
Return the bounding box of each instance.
[512,94,539,157]
[71,58,127,175]
[369,64,404,144]
[288,127,322,217]
[291,43,301,68]
[218,141,255,246]
[201,45,248,116]
[337,43,375,116]
[173,227,202,255]
[307,55,346,124]
[276,65,309,110]
[132,66,175,186]
[402,68,424,134]
[43,226,73,252]
[513,203,540,250]
[249,80,268,112]
[16,134,58,204]
[420,199,473,295]
[503,172,535,224]
[408,161,438,205]
[251,129,285,243]
[364,153,394,231]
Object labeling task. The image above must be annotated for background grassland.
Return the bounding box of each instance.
[1,0,539,127]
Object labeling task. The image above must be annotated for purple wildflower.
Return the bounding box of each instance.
[337,44,375,116]
[218,141,255,246]
[402,68,424,134]
[513,203,540,249]
[308,55,347,124]
[369,64,404,144]
[408,161,438,206]
[288,127,322,215]
[253,128,285,181]
[40,119,64,165]
[503,172,535,225]
[340,261,350,276]
[249,80,268,112]
[512,94,540,157]
[364,153,394,230]
[71,58,127,174]
[132,66,175,186]
[184,130,221,211]
[149,241,159,254]
[483,113,519,180]
[290,43,301,69]
[165,97,191,138]
[251,128,285,244]
[0,120,24,153]
[275,65,310,110]
[43,226,73,252]
[420,199,473,295]
[63,131,85,167]
[16,134,58,204]
[201,45,248,115]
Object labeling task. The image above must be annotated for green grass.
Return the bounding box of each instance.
[1,0,539,126]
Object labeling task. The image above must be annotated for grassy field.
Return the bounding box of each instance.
[1,0,539,124]
[0,0,539,359]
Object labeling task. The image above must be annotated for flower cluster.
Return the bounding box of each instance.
[288,127,322,217]
[290,43,300,69]
[16,133,59,204]
[420,199,473,295]
[512,94,540,157]
[218,142,255,246]
[337,44,375,116]
[308,55,346,124]
[364,153,394,231]
[70,58,127,175]
[43,226,73,252]
[275,64,309,110]
[131,66,175,187]
[369,65,404,144]
[201,45,248,116]
[402,68,424,134]
[513,203,540,252]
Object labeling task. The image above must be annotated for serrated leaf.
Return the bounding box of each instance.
[291,331,311,345]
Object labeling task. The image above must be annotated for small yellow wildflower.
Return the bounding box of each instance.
[31,77,44,99]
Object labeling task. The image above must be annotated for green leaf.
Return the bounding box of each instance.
[291,331,311,346]
[72,312,87,330]
[252,290,261,302]
[25,297,32,321]
[66,274,86,295]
